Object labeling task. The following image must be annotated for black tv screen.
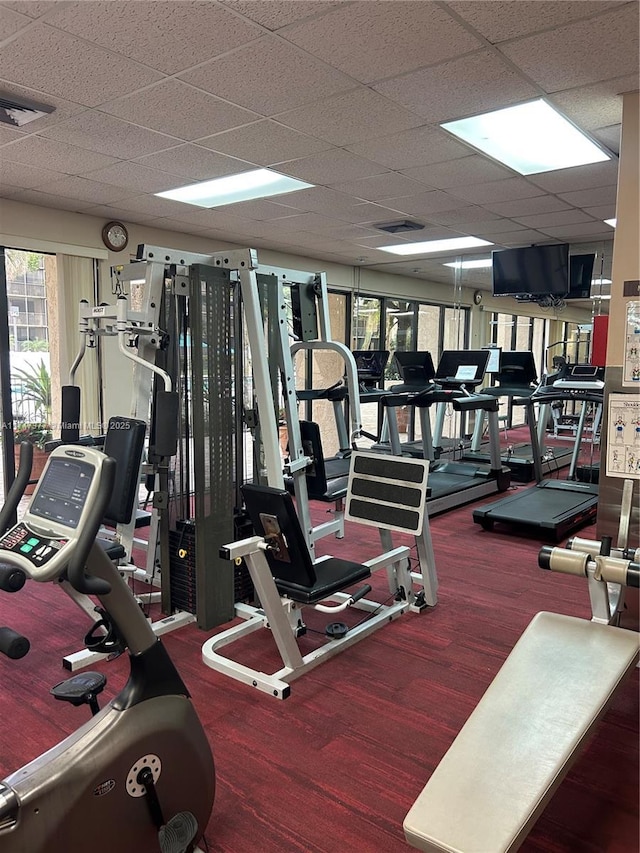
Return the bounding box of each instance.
[492,244,569,297]
[565,253,596,300]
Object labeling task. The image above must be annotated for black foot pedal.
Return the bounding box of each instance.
[325,621,348,639]
[50,671,107,716]
[159,812,199,853]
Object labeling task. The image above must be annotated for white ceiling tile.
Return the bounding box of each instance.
[401,155,514,189]
[219,1,341,30]
[380,191,472,218]
[374,50,538,123]
[527,161,619,194]
[196,120,332,165]
[484,195,573,217]
[426,207,506,227]
[280,1,482,84]
[0,4,31,38]
[279,150,387,185]
[0,158,65,188]
[267,186,372,219]
[537,221,619,240]
[0,23,163,106]
[203,198,300,221]
[470,221,531,238]
[277,87,424,147]
[178,35,355,115]
[39,111,181,159]
[0,2,71,18]
[549,74,637,131]
[448,1,620,43]
[80,161,185,193]
[583,205,617,222]
[593,126,621,155]
[514,209,597,229]
[489,229,550,247]
[448,177,546,205]
[499,4,639,91]
[30,175,137,204]
[0,186,95,211]
[0,124,26,144]
[101,194,203,218]
[329,172,430,202]
[2,135,119,174]
[99,80,260,141]
[347,125,471,171]
[42,1,263,75]
[135,144,254,181]
[557,185,618,207]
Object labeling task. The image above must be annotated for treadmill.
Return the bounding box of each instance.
[464,351,574,481]
[369,351,437,456]
[382,350,512,516]
[473,363,604,541]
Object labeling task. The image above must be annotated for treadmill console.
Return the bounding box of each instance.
[0,446,107,582]
[552,364,605,391]
[435,350,490,389]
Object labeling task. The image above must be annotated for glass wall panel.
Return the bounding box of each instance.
[384,299,415,383]
[531,318,546,381]
[515,316,532,351]
[417,304,441,360]
[443,306,467,351]
[352,296,381,350]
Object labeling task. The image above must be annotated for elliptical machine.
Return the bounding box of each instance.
[0,444,215,853]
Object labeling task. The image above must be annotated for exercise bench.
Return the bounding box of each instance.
[404,548,640,853]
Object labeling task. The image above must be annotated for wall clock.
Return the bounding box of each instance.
[102,221,129,252]
[473,290,483,305]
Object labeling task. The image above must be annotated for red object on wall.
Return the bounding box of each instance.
[591,314,609,366]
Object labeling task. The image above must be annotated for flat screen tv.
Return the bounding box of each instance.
[492,244,569,298]
[565,253,596,300]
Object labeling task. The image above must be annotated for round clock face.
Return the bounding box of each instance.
[473,290,483,305]
[102,221,128,252]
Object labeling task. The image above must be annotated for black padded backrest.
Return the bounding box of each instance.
[102,416,146,525]
[241,483,317,588]
[299,421,329,496]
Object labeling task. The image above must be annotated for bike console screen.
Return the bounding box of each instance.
[29,458,95,530]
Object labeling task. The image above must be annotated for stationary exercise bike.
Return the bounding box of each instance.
[0,444,215,853]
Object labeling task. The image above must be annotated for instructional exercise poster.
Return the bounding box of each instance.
[623,301,640,386]
[607,394,640,479]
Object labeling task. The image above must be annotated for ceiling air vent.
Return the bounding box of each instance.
[375,220,424,234]
[0,93,55,127]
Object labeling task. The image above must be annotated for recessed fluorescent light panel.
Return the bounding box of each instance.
[604,218,617,227]
[155,168,313,208]
[379,236,492,256]
[443,258,493,269]
[441,99,610,175]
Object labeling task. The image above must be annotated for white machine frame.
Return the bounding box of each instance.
[202,453,438,699]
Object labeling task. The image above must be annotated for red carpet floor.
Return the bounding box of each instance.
[0,473,637,853]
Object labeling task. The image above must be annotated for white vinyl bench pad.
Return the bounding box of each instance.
[404,611,640,853]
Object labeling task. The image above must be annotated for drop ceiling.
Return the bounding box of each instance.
[0,0,637,296]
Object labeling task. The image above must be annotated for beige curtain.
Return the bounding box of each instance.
[51,254,101,436]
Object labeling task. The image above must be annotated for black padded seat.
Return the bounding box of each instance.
[274,557,370,604]
[242,483,371,605]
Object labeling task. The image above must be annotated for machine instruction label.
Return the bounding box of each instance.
[607,393,640,479]
[623,301,640,386]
